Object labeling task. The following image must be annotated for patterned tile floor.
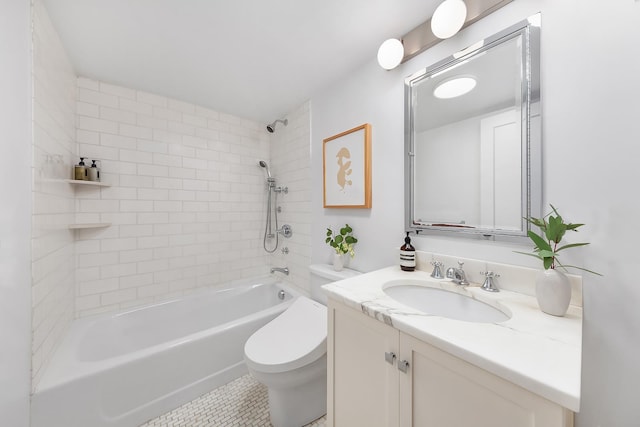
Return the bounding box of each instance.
[139,374,326,427]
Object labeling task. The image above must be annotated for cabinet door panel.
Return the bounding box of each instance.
[328,302,399,427]
[400,333,572,427]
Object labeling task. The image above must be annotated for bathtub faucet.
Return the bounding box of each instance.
[270,266,289,276]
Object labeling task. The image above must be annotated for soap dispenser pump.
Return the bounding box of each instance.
[74,157,87,180]
[400,232,416,271]
[87,159,100,182]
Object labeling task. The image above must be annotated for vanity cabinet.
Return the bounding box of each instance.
[327,300,574,427]
[328,299,398,427]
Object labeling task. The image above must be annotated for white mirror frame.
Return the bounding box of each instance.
[404,14,541,241]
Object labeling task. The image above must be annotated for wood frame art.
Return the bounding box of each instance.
[323,123,371,208]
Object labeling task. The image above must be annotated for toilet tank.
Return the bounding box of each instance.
[309,264,361,305]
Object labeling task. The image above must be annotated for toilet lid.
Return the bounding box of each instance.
[244,296,327,374]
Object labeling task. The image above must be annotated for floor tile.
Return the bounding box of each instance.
[139,374,326,427]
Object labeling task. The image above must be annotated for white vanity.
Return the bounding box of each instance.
[323,259,581,427]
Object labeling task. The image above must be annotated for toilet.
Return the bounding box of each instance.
[244,264,360,427]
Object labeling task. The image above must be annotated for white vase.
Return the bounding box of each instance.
[535,269,571,317]
[333,253,345,271]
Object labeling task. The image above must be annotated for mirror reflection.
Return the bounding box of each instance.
[405,15,541,238]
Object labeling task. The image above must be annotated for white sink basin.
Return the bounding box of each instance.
[383,280,510,323]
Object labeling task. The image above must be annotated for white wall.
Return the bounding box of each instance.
[0,0,32,425]
[311,1,640,425]
[31,0,78,390]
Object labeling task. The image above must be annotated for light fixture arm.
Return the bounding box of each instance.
[400,0,513,64]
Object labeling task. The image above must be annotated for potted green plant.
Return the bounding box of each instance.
[326,224,358,271]
[518,204,599,316]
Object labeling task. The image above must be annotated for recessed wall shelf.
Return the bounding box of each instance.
[67,178,111,230]
[69,223,112,230]
[67,179,110,187]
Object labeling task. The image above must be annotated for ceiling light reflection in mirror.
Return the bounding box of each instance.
[433,76,477,99]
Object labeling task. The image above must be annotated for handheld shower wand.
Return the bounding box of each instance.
[258,160,272,179]
[258,160,292,254]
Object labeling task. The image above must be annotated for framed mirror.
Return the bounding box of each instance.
[405,14,541,239]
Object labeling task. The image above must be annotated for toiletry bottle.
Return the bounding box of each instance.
[87,159,100,182]
[74,157,87,180]
[400,232,416,271]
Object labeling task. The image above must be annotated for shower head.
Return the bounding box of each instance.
[266,118,288,133]
[258,160,272,179]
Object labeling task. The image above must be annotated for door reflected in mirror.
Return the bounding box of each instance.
[405,14,541,239]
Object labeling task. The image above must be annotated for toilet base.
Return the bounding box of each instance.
[267,373,326,427]
[247,355,327,427]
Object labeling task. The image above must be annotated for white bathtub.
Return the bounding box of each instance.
[31,277,301,427]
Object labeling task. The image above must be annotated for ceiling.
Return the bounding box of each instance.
[42,0,440,124]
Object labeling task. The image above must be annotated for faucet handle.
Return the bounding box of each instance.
[430,260,444,279]
[479,271,500,292]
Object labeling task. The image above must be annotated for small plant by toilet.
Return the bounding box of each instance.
[326,224,357,271]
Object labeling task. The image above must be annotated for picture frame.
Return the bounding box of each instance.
[323,123,371,208]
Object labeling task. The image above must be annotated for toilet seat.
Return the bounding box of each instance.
[244,296,327,374]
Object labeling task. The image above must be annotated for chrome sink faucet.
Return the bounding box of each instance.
[430,260,444,279]
[270,266,289,275]
[446,261,469,286]
[480,271,500,292]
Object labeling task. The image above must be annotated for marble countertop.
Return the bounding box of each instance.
[322,265,582,412]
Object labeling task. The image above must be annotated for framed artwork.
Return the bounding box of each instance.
[323,123,371,208]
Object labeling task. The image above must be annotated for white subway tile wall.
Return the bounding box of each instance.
[31,0,78,390]
[74,78,274,317]
[268,103,312,293]
[31,0,312,395]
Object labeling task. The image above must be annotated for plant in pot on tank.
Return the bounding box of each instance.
[326,224,358,271]
[517,204,600,316]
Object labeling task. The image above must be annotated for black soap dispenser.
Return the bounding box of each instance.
[74,157,87,180]
[400,232,416,271]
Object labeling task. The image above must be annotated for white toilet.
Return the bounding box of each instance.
[244,264,360,427]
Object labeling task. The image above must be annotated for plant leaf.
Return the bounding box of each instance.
[538,249,556,259]
[513,251,544,261]
[556,242,589,252]
[556,261,603,276]
[527,230,551,252]
[543,257,553,269]
[566,223,584,231]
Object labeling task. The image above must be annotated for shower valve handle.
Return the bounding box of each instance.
[277,224,293,238]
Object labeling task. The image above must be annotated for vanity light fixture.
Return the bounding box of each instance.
[433,76,477,99]
[377,0,513,70]
[377,38,405,70]
[431,0,468,39]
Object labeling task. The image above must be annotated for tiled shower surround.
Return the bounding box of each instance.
[74,78,273,317]
[32,0,77,390]
[32,0,311,392]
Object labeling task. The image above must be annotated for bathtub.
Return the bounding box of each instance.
[31,277,301,427]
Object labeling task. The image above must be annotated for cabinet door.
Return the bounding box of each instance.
[399,333,573,427]
[328,301,399,427]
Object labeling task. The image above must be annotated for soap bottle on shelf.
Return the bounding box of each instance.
[74,157,87,180]
[400,231,416,271]
[87,159,100,182]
